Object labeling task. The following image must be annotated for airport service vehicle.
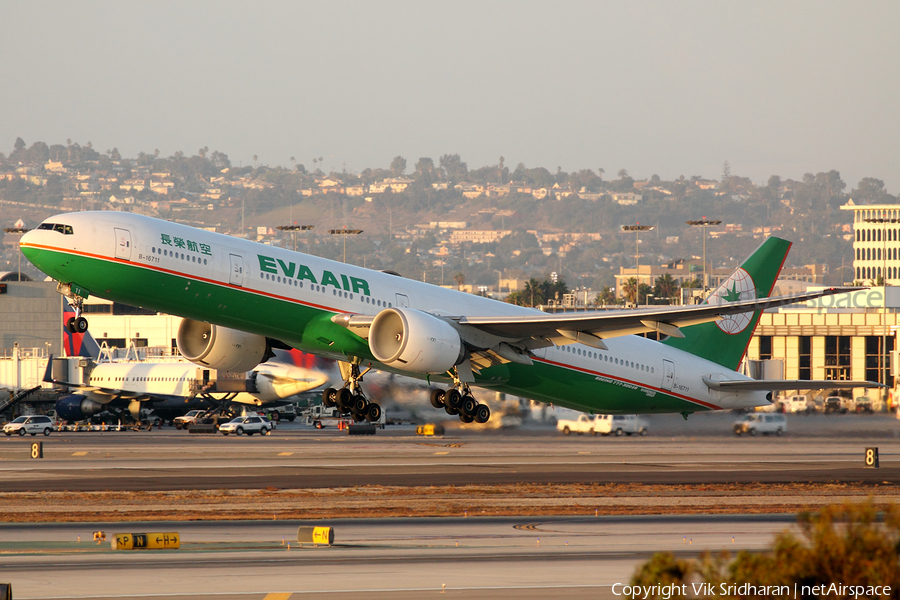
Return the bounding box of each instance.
[262,403,297,422]
[594,414,649,436]
[780,395,810,414]
[557,414,604,435]
[3,415,54,436]
[824,396,848,414]
[218,414,273,436]
[173,410,205,429]
[21,212,883,425]
[733,413,786,436]
[855,397,874,414]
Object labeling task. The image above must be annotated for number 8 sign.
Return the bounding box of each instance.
[865,447,879,468]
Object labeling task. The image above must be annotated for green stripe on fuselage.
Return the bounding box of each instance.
[24,246,707,415]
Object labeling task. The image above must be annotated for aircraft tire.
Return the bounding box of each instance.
[66,317,77,333]
[74,317,88,333]
[459,413,475,424]
[445,389,463,411]
[474,404,490,424]
[444,403,459,416]
[322,388,337,408]
[429,389,445,409]
[353,396,368,414]
[338,388,354,411]
[366,402,382,423]
[461,396,477,417]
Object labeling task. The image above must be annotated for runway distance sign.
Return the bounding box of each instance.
[30,442,42,459]
[865,447,880,468]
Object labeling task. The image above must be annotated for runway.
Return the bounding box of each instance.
[1,515,798,600]
[1,413,898,493]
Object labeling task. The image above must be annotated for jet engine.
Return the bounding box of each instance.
[251,363,331,401]
[369,308,464,374]
[56,394,105,422]
[176,319,269,373]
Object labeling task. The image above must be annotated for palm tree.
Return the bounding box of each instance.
[653,273,679,303]
[453,272,466,290]
[622,277,638,305]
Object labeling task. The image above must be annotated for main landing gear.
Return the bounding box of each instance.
[322,363,382,424]
[429,368,491,425]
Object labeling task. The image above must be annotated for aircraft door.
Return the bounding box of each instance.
[229,254,243,286]
[662,359,675,391]
[114,228,132,260]
[395,293,409,308]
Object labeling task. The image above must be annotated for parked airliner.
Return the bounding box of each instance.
[54,299,331,422]
[21,211,879,424]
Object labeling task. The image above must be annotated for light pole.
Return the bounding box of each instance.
[621,224,654,295]
[276,224,314,252]
[329,228,363,263]
[686,218,721,291]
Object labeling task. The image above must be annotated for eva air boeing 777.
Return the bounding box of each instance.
[20,211,878,424]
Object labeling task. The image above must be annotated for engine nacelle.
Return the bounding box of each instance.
[56,394,105,422]
[176,319,268,373]
[252,364,331,401]
[369,308,464,374]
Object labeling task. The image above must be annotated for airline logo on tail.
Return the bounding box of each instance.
[706,268,757,334]
[62,299,100,358]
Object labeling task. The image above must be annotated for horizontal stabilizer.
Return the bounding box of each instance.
[702,377,886,391]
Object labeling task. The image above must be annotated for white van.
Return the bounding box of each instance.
[733,413,787,437]
[594,414,649,437]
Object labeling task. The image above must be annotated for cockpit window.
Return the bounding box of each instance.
[37,223,74,234]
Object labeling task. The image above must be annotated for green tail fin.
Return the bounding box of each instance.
[661,236,792,370]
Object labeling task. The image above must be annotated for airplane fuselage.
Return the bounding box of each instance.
[22,212,767,415]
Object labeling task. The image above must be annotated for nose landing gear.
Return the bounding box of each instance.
[59,282,89,333]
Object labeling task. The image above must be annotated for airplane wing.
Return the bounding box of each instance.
[335,287,859,350]
[702,378,886,391]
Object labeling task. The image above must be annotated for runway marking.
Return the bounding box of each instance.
[578,451,591,454]
[433,452,449,455]
[263,594,292,600]
[277,452,294,456]
[72,452,87,456]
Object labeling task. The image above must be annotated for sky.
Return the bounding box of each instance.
[2,1,898,192]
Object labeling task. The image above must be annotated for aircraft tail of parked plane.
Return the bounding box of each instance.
[662,236,790,370]
[62,298,101,359]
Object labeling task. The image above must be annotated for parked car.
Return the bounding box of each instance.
[733,413,786,436]
[594,414,649,437]
[219,414,273,436]
[3,415,54,436]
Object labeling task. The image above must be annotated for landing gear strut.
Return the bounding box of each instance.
[323,362,382,424]
[59,283,89,333]
[429,367,491,424]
